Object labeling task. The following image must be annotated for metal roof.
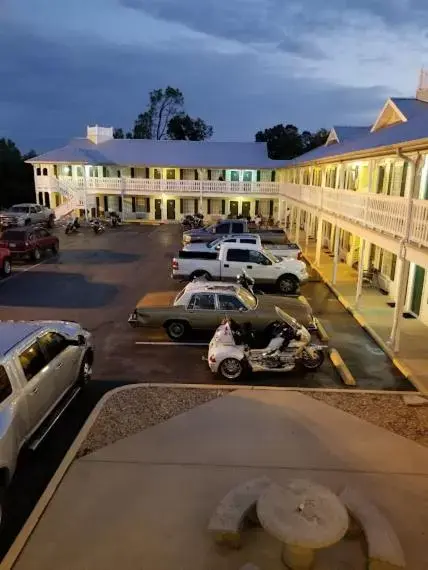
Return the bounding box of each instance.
[29,139,277,169]
[390,97,428,120]
[286,112,428,166]
[0,322,43,357]
[333,126,371,143]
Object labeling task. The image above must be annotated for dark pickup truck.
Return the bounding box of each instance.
[183,219,287,245]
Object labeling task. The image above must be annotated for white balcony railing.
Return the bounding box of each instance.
[279,183,428,249]
[34,176,280,196]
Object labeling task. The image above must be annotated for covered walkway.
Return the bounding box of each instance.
[302,238,428,393]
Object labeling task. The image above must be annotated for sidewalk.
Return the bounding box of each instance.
[7,389,428,570]
[302,239,428,394]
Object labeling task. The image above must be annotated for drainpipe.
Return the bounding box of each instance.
[388,150,421,352]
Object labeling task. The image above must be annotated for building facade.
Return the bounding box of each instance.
[28,77,428,341]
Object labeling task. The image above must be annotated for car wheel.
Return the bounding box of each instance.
[78,353,93,386]
[302,349,324,370]
[1,257,11,278]
[277,275,298,295]
[32,247,42,261]
[218,358,245,381]
[165,321,189,341]
[190,270,211,281]
[51,243,59,255]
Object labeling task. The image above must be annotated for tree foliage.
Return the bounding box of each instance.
[0,139,36,208]
[167,113,213,141]
[255,124,328,160]
[115,86,213,141]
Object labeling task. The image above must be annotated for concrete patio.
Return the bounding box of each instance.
[301,239,428,394]
[9,389,428,570]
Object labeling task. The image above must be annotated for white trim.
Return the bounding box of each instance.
[325,128,339,146]
[371,98,408,133]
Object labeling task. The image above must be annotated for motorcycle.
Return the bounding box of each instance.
[65,217,80,235]
[90,218,105,235]
[207,306,325,381]
[181,213,205,230]
[108,211,122,228]
[236,270,264,296]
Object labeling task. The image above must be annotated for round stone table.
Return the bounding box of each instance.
[257,480,349,569]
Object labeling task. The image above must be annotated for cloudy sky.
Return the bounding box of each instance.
[0,0,426,152]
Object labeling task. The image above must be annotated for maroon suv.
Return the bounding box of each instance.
[0,227,59,261]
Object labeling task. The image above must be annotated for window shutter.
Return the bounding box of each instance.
[180,199,184,214]
[118,197,123,212]
[207,169,211,180]
[117,170,121,178]
[207,199,211,214]
[400,162,408,197]
[145,167,149,178]
[377,166,385,193]
[194,199,199,213]
[221,199,226,215]
[271,171,276,182]
[387,164,394,195]
[180,169,184,180]
[195,169,199,181]
[255,200,259,214]
[269,200,274,217]
[132,197,136,212]
[222,170,226,180]
[130,167,135,179]
[103,196,108,211]
[257,170,261,182]
[146,198,150,212]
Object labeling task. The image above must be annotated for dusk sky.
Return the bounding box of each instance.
[0,0,426,152]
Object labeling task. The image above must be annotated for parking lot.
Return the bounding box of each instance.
[0,222,414,558]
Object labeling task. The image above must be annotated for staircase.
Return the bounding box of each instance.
[53,178,84,220]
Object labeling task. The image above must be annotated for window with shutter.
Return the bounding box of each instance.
[400,162,408,197]
[376,166,385,193]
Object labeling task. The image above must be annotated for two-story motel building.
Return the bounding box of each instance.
[28,76,428,346]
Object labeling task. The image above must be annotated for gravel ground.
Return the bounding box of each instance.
[306,392,428,447]
[78,387,231,457]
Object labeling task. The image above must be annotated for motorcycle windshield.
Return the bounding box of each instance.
[275,306,299,330]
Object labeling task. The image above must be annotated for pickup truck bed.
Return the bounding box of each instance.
[183,219,287,245]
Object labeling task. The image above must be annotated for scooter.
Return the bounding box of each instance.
[65,217,80,235]
[207,306,325,381]
[90,218,105,235]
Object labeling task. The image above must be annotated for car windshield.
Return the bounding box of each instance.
[1,230,26,240]
[207,238,222,249]
[236,286,257,310]
[263,249,281,264]
[8,206,28,213]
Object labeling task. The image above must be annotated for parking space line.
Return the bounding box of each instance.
[135,341,208,346]
[0,259,47,285]
[329,348,356,386]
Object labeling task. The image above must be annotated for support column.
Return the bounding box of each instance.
[332,225,340,285]
[389,256,410,353]
[315,216,323,266]
[355,239,366,308]
[305,212,310,253]
[295,207,301,245]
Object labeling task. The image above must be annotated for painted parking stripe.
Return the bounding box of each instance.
[135,341,208,346]
[0,259,47,284]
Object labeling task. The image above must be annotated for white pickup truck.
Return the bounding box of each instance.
[183,234,302,260]
[172,243,309,294]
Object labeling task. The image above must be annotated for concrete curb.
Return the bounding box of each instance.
[1,381,417,569]
[303,255,425,394]
[329,348,357,387]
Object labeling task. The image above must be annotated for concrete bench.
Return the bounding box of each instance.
[340,487,406,570]
[208,476,272,548]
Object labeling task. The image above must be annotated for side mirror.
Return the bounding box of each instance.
[69,334,86,347]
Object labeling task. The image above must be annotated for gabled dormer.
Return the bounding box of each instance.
[370,98,408,132]
[325,126,369,146]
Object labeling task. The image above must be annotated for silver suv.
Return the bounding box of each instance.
[0,321,93,521]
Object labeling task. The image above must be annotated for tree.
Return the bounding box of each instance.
[255,124,328,159]
[133,87,185,140]
[0,138,36,208]
[167,113,213,141]
[115,86,213,141]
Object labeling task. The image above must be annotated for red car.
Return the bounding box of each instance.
[0,247,12,277]
[0,227,59,261]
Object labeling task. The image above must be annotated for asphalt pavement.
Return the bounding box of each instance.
[0,222,414,560]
